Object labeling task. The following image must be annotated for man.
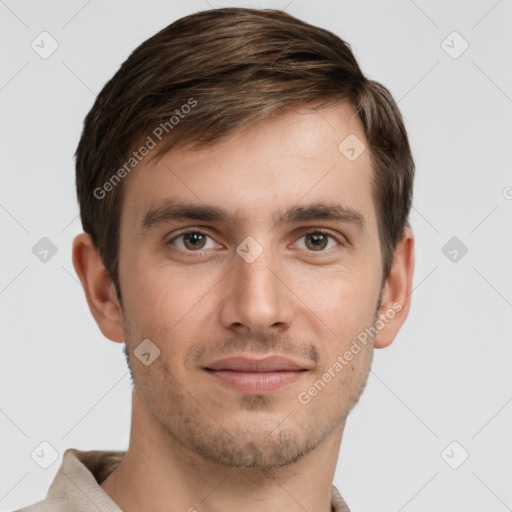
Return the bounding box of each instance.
[18,7,414,512]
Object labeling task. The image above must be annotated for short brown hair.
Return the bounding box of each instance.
[75,7,414,304]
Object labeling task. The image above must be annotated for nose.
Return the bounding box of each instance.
[218,241,294,337]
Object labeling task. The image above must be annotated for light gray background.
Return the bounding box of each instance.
[1,1,511,510]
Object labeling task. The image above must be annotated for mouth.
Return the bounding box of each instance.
[204,355,309,394]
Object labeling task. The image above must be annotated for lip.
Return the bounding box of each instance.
[204,355,307,372]
[206,370,305,393]
[204,355,308,394]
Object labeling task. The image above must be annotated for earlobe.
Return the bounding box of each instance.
[373,227,415,349]
[71,233,125,343]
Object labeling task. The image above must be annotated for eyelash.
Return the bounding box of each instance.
[166,227,345,255]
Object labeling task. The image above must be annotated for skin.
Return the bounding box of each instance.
[72,101,414,512]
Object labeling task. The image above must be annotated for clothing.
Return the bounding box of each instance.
[16,448,351,512]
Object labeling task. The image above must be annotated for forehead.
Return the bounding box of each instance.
[120,102,375,231]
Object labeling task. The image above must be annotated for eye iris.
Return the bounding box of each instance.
[306,233,328,250]
[184,232,206,250]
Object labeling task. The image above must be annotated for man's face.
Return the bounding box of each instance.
[117,102,383,469]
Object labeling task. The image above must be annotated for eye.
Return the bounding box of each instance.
[167,228,218,251]
[167,227,345,254]
[295,229,342,252]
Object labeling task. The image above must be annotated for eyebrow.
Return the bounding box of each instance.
[141,200,365,234]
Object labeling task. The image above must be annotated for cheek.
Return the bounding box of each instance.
[123,263,220,339]
[296,266,379,329]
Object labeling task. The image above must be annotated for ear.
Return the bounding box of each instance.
[71,232,125,343]
[373,227,415,349]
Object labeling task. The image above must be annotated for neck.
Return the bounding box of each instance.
[101,389,346,512]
